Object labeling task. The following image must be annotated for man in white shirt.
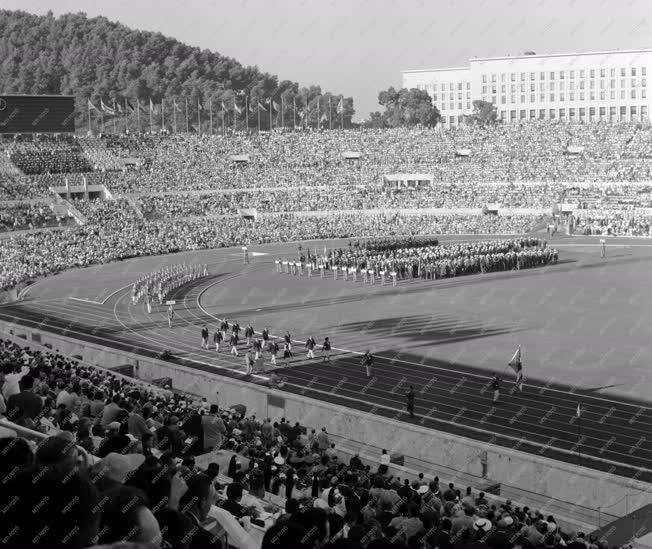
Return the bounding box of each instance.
[2,365,30,400]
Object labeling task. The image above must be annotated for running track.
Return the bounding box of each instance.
[1,264,651,483]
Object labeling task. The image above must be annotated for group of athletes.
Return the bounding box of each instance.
[194,321,343,376]
[190,318,521,415]
[132,263,208,313]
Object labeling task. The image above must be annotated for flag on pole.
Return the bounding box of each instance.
[258,101,267,112]
[125,100,135,113]
[100,100,116,115]
[173,101,182,113]
[249,101,255,113]
[221,101,226,112]
[320,113,328,123]
[116,102,123,113]
[149,99,159,115]
[234,101,242,114]
[336,97,344,114]
[272,100,280,111]
[508,346,521,374]
[509,346,524,391]
[88,99,99,111]
[576,403,582,418]
[298,110,305,120]
[198,102,203,111]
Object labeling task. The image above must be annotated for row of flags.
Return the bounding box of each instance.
[87,96,345,118]
[507,345,583,418]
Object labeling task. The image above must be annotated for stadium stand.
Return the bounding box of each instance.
[0,335,636,549]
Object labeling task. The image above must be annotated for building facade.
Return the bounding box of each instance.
[402,49,651,127]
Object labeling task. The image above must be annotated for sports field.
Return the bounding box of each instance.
[2,234,651,480]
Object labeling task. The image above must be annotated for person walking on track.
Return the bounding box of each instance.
[489,373,501,404]
[321,337,332,362]
[284,331,292,352]
[361,350,374,378]
[600,239,606,259]
[305,337,316,359]
[262,327,270,350]
[270,339,279,366]
[230,333,239,357]
[244,351,254,376]
[245,323,255,347]
[214,329,223,352]
[220,319,229,341]
[283,342,293,365]
[201,326,209,349]
[406,385,415,418]
[167,305,175,328]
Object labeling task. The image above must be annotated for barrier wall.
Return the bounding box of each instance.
[1,318,650,518]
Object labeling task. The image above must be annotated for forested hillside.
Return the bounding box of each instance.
[0,10,354,128]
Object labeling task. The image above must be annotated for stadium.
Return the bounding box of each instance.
[0,6,651,549]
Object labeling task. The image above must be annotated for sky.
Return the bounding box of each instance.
[2,0,651,119]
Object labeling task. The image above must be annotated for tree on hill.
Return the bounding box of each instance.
[371,87,440,128]
[466,100,498,126]
[0,9,355,131]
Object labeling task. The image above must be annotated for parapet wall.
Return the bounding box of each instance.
[1,317,649,518]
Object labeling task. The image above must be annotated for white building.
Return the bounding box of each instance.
[402,49,651,127]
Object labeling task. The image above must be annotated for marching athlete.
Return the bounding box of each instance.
[167,305,175,328]
[489,373,501,404]
[201,326,209,349]
[245,323,255,347]
[321,337,332,362]
[284,331,292,352]
[361,350,374,378]
[230,332,239,356]
[406,385,415,418]
[269,339,279,366]
[305,336,316,359]
[213,329,223,352]
[253,338,262,360]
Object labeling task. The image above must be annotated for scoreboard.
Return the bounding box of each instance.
[0,95,76,134]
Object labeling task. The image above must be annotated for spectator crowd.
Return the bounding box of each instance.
[0,336,633,549]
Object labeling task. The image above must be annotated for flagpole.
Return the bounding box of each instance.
[149,101,153,134]
[245,97,249,132]
[101,111,104,134]
[185,98,189,133]
[137,101,141,134]
[328,96,332,130]
[293,97,296,130]
[198,98,202,135]
[87,101,91,134]
[257,101,261,133]
[174,101,178,133]
[161,99,165,132]
[124,98,129,134]
[281,96,285,129]
[233,97,237,133]
[221,105,225,137]
[112,100,117,134]
[269,96,272,131]
[341,95,344,129]
[209,98,213,135]
[317,96,320,130]
[577,404,582,466]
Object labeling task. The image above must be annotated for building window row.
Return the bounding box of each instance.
[482,66,647,84]
[497,105,648,122]
[485,88,646,104]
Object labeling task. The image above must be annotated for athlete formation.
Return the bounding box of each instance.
[276,237,558,282]
[131,263,208,312]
